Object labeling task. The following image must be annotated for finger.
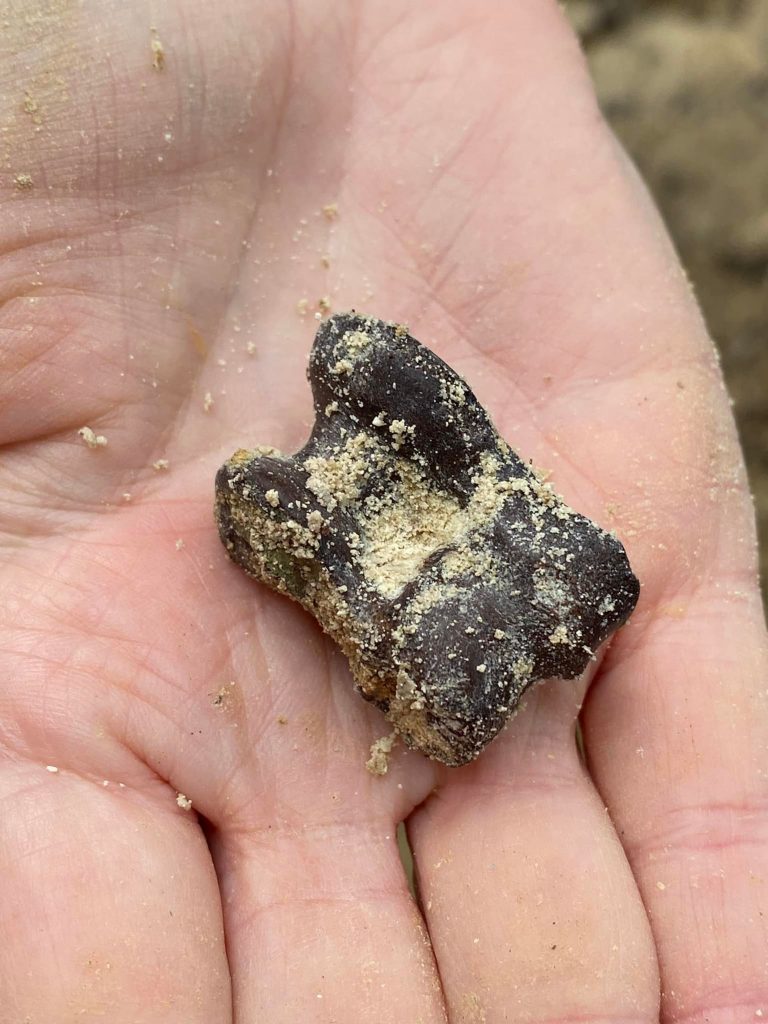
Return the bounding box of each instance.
[0,760,230,1020]
[209,816,447,1023]
[583,589,768,1022]
[46,506,449,1021]
[408,682,660,1022]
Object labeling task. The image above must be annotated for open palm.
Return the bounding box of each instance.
[2,2,766,1020]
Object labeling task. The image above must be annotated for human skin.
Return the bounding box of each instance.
[0,0,766,1020]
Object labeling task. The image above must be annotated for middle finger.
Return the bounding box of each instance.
[408,682,660,1022]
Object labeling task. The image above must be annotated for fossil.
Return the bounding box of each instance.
[215,313,639,766]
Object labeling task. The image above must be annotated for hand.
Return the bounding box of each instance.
[1,2,766,1020]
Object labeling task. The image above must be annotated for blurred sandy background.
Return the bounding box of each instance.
[565,0,768,609]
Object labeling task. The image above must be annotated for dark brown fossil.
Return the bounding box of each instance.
[215,313,639,766]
